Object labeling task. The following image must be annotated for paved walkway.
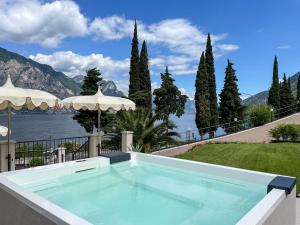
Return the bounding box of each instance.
[208,113,300,143]
[153,113,300,157]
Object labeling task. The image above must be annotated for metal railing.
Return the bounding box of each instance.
[15,136,89,170]
[100,133,121,154]
[152,104,299,152]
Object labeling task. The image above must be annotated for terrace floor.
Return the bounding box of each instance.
[297,199,300,224]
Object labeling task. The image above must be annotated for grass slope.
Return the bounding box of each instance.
[177,143,300,193]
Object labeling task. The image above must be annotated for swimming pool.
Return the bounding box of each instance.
[0,153,296,225]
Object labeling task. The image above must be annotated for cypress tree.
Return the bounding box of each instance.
[267,56,280,111]
[219,60,244,134]
[128,20,140,99]
[205,33,218,137]
[195,52,210,140]
[279,74,294,117]
[138,40,152,109]
[297,75,300,111]
[287,77,295,113]
[153,66,188,123]
[73,68,102,133]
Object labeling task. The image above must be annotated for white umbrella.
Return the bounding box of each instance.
[0,125,8,137]
[62,87,136,152]
[0,75,61,170]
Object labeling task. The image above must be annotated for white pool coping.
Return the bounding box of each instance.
[0,157,110,225]
[0,153,296,225]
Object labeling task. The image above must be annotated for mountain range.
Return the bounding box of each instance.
[71,75,124,97]
[243,72,299,104]
[0,46,298,108]
[0,47,124,98]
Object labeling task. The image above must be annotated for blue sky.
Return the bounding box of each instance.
[0,0,299,98]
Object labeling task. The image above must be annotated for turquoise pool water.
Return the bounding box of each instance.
[23,161,266,225]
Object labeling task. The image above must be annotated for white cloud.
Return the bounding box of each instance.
[0,0,88,47]
[88,15,239,82]
[150,55,197,75]
[277,45,291,49]
[89,15,239,58]
[114,79,130,95]
[27,13,240,95]
[89,15,135,40]
[216,44,240,52]
[179,88,194,100]
[29,51,129,79]
[151,82,160,91]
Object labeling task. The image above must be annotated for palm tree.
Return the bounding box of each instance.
[105,109,180,152]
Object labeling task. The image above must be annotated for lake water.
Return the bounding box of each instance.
[0,113,221,142]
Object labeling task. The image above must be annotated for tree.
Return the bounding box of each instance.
[219,60,244,133]
[279,74,294,117]
[138,40,152,109]
[205,33,218,137]
[287,77,295,113]
[297,75,300,111]
[246,104,272,127]
[73,68,102,133]
[153,66,188,124]
[106,109,180,152]
[128,20,140,100]
[195,52,210,140]
[267,56,280,111]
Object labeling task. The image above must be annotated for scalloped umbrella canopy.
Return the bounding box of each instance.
[0,125,8,137]
[62,87,135,153]
[62,87,135,111]
[0,75,61,110]
[0,75,62,170]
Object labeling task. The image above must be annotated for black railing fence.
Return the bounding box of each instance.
[15,136,89,170]
[15,133,121,170]
[101,133,121,154]
[13,103,299,168]
[153,103,300,152]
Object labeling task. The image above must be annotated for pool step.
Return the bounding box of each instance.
[100,152,131,164]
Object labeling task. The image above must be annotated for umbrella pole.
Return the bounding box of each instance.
[7,105,11,171]
[98,108,101,155]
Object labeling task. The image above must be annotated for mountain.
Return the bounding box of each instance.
[242,91,269,105]
[99,80,124,97]
[184,99,196,114]
[72,75,84,85]
[243,72,299,105]
[0,47,80,99]
[72,75,124,97]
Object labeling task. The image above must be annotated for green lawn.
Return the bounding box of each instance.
[177,143,300,193]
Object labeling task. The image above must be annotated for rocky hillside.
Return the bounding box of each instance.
[72,75,84,85]
[0,47,126,98]
[243,72,299,105]
[0,47,80,99]
[72,75,124,97]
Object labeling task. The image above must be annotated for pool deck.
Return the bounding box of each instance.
[297,199,300,224]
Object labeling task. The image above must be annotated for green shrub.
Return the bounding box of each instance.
[29,158,44,167]
[270,124,300,142]
[247,104,273,127]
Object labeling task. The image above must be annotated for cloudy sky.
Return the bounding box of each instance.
[0,0,299,98]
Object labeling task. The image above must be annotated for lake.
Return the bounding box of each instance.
[0,113,205,142]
